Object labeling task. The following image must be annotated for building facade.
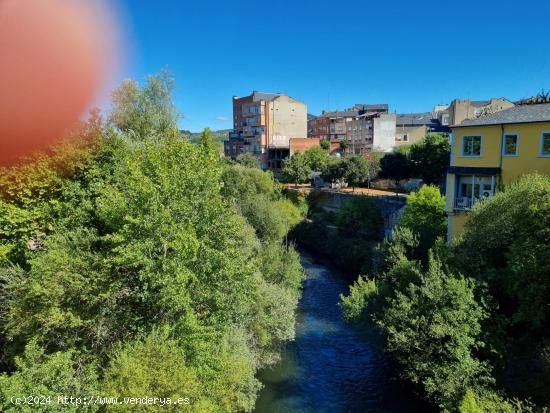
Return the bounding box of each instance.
[347,112,397,153]
[308,104,394,153]
[395,112,450,147]
[447,98,514,126]
[224,91,308,170]
[446,104,550,241]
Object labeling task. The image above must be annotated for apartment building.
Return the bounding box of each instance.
[308,104,394,153]
[224,91,309,170]
[446,103,550,241]
[448,98,514,126]
[347,112,396,153]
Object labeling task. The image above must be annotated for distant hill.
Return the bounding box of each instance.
[180,129,231,145]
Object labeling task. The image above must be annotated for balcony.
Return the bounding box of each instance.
[242,106,263,117]
[453,174,496,210]
[242,127,254,136]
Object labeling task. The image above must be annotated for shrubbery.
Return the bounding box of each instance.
[341,174,550,411]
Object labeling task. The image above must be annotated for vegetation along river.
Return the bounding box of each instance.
[254,251,429,413]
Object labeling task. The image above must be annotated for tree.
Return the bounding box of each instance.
[282,153,311,186]
[379,151,410,189]
[322,158,346,184]
[109,69,180,140]
[0,341,99,413]
[302,146,329,172]
[365,151,383,188]
[455,173,550,335]
[518,89,550,105]
[341,155,369,192]
[339,139,349,151]
[409,134,450,185]
[400,185,447,261]
[102,329,203,413]
[235,152,260,169]
[320,139,331,150]
[380,255,489,410]
[336,196,383,240]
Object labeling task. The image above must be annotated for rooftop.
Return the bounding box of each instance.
[454,103,550,127]
[252,91,280,102]
[320,103,388,119]
[396,112,435,126]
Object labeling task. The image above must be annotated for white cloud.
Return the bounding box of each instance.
[214,115,229,122]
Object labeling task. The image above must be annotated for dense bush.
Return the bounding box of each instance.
[400,185,447,261]
[292,196,381,275]
[336,196,383,240]
[0,341,99,413]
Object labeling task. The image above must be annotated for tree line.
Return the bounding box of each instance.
[280,133,451,191]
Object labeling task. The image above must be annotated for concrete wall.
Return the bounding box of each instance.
[395,125,426,146]
[307,190,407,237]
[267,95,307,144]
[449,98,515,125]
[373,113,397,152]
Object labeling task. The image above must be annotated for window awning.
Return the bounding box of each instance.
[447,166,500,175]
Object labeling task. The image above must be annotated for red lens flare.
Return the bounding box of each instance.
[0,0,122,166]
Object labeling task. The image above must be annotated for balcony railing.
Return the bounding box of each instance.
[454,195,492,210]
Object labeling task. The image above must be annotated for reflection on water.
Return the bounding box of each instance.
[254,252,428,413]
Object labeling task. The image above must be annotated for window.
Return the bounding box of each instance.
[455,175,495,209]
[541,133,550,156]
[503,134,518,156]
[462,135,482,156]
[403,134,408,142]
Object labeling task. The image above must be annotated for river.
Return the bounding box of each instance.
[254,252,429,413]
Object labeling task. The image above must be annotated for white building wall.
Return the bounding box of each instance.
[372,113,396,152]
[268,95,307,144]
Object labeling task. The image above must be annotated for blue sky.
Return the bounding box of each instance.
[115,0,550,132]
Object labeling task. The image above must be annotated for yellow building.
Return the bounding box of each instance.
[446,103,550,241]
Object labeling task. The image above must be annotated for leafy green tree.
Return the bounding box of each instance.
[380,255,490,409]
[456,174,550,333]
[321,158,346,184]
[400,185,447,261]
[0,341,99,413]
[340,276,381,325]
[282,153,311,186]
[320,139,331,150]
[365,151,383,187]
[459,388,544,413]
[336,196,383,240]
[102,329,205,412]
[302,146,329,172]
[222,164,278,201]
[394,144,412,155]
[235,152,261,169]
[379,151,411,189]
[109,70,180,140]
[342,155,369,191]
[339,139,349,150]
[240,195,293,242]
[408,134,450,185]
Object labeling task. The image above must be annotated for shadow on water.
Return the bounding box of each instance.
[254,251,432,413]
